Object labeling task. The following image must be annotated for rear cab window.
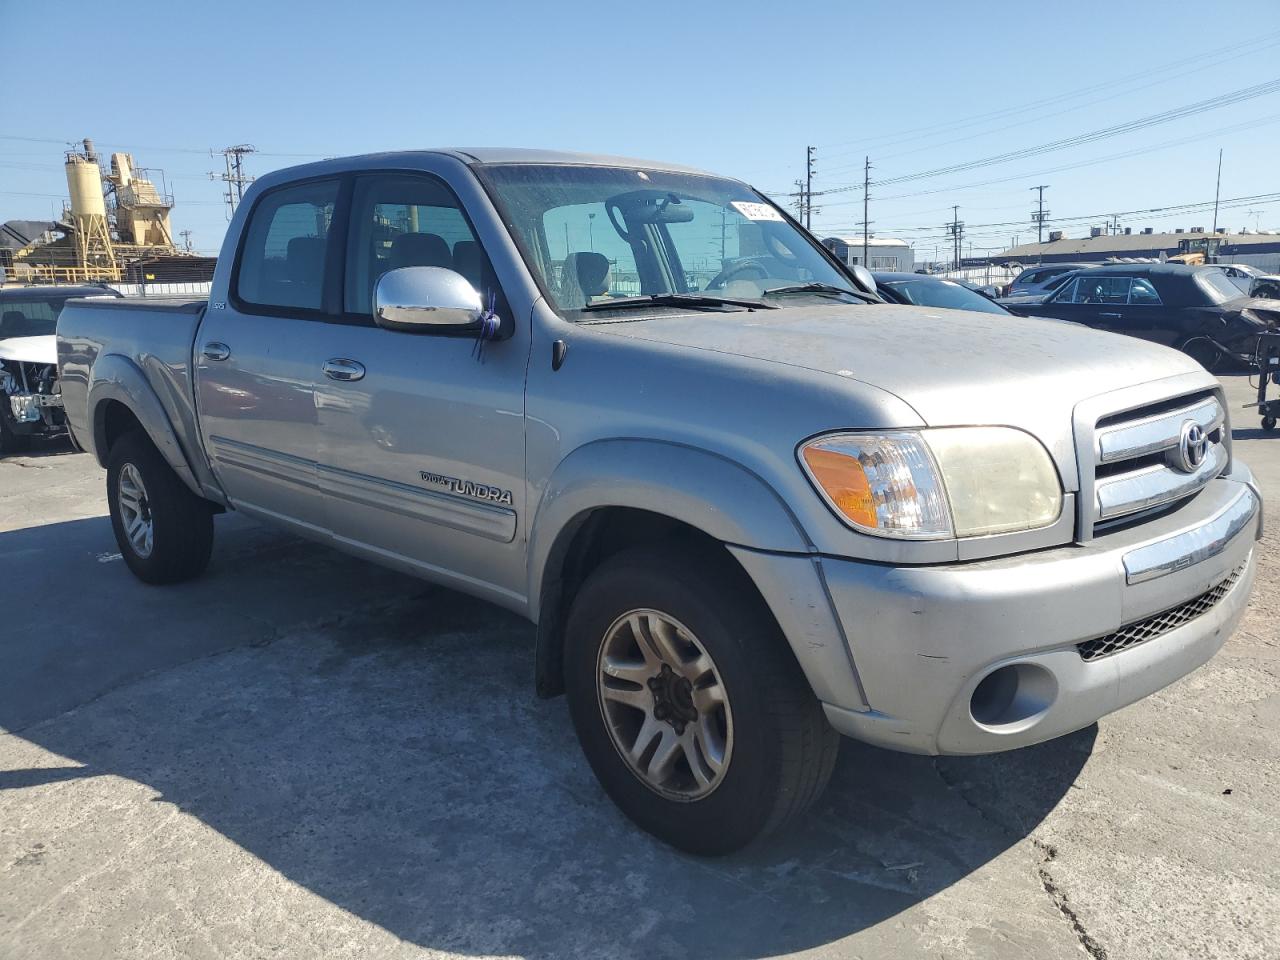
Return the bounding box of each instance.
[235,180,339,313]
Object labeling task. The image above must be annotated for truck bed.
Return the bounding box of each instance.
[57,296,208,471]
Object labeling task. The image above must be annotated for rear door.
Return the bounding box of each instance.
[194,178,339,535]
[313,170,531,602]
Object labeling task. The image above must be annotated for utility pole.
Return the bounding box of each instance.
[945,206,964,271]
[793,178,806,223]
[861,156,872,268]
[1031,184,1050,244]
[1212,148,1224,235]
[209,145,257,219]
[805,146,816,230]
[1247,208,1265,231]
[179,229,193,253]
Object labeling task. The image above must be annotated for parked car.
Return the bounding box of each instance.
[1216,263,1266,293]
[1005,263,1280,371]
[1249,274,1280,299]
[998,268,1086,308]
[58,149,1261,854]
[0,283,120,454]
[873,272,1013,315]
[1005,262,1093,299]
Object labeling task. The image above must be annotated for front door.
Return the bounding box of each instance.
[194,178,340,536]
[1048,274,1131,334]
[314,172,530,604]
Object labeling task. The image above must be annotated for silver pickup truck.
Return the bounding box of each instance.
[57,149,1262,854]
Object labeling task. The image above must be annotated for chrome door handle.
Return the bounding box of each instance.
[323,358,366,382]
[1099,312,1123,318]
[202,341,231,361]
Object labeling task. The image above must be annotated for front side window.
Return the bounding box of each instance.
[478,164,855,317]
[1058,275,1130,304]
[345,174,496,316]
[236,180,338,312]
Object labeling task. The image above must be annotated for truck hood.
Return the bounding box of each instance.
[0,335,56,365]
[589,302,1209,484]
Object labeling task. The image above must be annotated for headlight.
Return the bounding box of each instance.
[799,427,1062,539]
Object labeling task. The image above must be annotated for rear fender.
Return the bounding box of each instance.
[88,353,202,497]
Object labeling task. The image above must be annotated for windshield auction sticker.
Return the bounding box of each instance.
[731,201,784,222]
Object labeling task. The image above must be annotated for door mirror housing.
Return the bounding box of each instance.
[374,266,483,332]
[849,264,877,295]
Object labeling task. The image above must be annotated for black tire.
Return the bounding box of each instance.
[0,412,31,456]
[107,430,214,584]
[1263,415,1277,432]
[564,543,839,855]
[1179,337,1222,373]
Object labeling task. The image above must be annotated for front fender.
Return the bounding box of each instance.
[527,438,812,621]
[88,353,202,497]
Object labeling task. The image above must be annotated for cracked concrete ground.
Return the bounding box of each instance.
[1,375,1277,959]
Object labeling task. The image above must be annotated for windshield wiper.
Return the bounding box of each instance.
[580,293,776,312]
[761,282,875,302]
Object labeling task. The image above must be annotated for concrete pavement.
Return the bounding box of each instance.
[1,376,1277,959]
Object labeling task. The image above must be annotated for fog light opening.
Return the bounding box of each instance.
[970,663,1057,728]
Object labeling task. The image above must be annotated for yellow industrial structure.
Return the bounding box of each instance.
[4,138,182,283]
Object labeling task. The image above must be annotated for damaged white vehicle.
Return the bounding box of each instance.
[0,284,120,454]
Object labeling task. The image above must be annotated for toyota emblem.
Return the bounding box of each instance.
[1178,420,1208,472]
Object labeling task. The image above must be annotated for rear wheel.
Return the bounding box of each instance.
[107,431,214,584]
[564,544,838,855]
[1263,415,1277,432]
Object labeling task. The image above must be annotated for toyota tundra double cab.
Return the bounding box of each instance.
[57,149,1262,854]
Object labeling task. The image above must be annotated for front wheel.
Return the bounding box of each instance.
[564,544,838,855]
[1179,336,1223,372]
[107,431,214,584]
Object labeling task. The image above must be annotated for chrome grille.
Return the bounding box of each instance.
[1077,562,1246,661]
[1088,392,1226,533]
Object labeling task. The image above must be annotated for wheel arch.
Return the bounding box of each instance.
[88,354,202,497]
[528,439,814,698]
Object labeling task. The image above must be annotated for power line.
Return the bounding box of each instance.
[816,30,1280,158]
[867,77,1280,189]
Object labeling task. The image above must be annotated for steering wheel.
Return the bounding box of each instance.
[705,261,768,290]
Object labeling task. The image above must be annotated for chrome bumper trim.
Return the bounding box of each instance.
[1122,487,1258,585]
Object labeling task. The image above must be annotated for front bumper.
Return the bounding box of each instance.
[826,469,1258,755]
[752,465,1260,756]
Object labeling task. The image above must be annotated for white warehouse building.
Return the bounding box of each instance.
[821,236,915,272]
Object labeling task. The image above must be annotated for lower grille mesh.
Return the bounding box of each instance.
[1077,563,1247,662]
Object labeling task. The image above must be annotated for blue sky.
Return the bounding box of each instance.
[3,0,1279,257]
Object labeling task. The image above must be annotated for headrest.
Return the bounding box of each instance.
[1,311,25,325]
[286,236,327,282]
[452,240,483,289]
[562,252,611,306]
[390,232,451,270]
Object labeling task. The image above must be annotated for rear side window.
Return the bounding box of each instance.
[236,180,339,312]
[1128,278,1162,304]
[0,298,62,338]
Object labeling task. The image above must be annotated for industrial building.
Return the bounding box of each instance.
[992,227,1280,272]
[821,236,916,272]
[1,138,213,285]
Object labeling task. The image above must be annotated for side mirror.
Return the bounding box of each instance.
[849,264,877,295]
[374,266,482,332]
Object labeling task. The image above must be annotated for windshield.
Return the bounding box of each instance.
[477,164,856,317]
[1198,269,1246,304]
[0,297,65,340]
[879,278,1007,315]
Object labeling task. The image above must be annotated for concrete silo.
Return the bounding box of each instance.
[63,139,116,273]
